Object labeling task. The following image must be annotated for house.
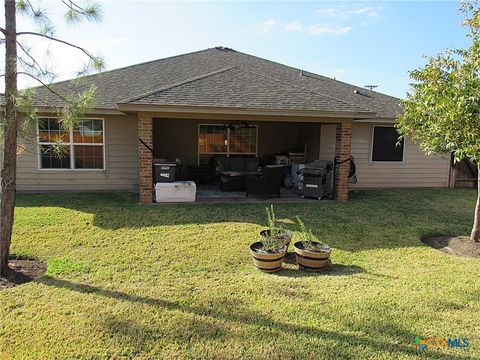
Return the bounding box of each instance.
[16,47,452,203]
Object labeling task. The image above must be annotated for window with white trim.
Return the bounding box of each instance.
[38,118,105,170]
[371,126,404,162]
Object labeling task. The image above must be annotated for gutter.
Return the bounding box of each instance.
[116,103,377,120]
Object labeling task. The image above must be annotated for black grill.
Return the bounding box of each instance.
[301,160,334,200]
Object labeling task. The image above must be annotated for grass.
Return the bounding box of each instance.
[1,188,479,359]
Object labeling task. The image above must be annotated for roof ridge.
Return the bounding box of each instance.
[120,66,236,103]
[239,68,372,112]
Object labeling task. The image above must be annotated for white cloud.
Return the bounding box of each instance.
[308,24,352,35]
[334,68,347,75]
[353,7,383,17]
[260,19,277,31]
[285,21,302,32]
[316,5,383,20]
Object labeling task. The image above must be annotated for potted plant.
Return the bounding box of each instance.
[294,216,332,271]
[259,205,292,248]
[250,206,290,272]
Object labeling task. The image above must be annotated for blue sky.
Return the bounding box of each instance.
[3,1,472,98]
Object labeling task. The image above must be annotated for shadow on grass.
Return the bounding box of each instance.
[38,275,471,359]
[15,189,476,251]
[277,264,365,278]
[278,254,365,277]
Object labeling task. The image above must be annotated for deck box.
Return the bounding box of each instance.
[155,181,196,203]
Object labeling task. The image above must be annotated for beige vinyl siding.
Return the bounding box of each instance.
[16,114,139,192]
[318,122,450,188]
[351,123,450,188]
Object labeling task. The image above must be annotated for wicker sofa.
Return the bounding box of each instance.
[212,156,261,191]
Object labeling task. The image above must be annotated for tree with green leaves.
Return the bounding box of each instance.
[0,0,104,277]
[397,1,480,242]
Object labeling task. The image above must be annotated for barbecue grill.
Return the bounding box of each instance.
[301,160,334,200]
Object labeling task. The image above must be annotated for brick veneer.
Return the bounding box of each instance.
[334,122,352,201]
[138,113,153,204]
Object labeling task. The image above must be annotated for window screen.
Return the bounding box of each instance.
[372,126,404,162]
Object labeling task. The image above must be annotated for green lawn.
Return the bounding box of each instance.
[1,189,479,359]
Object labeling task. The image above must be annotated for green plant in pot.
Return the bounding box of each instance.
[293,216,332,271]
[250,205,290,272]
[259,205,292,247]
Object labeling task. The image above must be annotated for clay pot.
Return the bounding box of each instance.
[294,241,332,271]
[249,241,287,273]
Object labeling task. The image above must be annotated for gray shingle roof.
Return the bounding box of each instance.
[31,47,401,118]
[124,66,369,113]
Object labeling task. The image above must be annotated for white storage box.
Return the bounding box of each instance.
[155,181,196,203]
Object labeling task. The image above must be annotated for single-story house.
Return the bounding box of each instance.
[15,47,452,203]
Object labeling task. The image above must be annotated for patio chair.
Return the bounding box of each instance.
[246,165,284,198]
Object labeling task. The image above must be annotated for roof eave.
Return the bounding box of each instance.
[12,106,127,116]
[117,103,376,119]
[353,116,397,123]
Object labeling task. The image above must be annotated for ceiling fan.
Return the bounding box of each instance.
[223,121,255,129]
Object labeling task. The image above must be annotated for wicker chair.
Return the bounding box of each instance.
[246,165,284,198]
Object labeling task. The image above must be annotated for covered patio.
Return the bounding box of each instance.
[132,110,357,204]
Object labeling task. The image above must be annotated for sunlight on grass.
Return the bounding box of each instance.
[1,189,479,359]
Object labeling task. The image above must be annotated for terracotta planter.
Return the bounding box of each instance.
[260,230,293,248]
[294,241,332,271]
[250,241,287,273]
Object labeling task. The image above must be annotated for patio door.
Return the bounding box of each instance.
[198,124,257,165]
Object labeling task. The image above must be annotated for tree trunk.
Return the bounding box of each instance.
[471,164,480,242]
[0,0,18,276]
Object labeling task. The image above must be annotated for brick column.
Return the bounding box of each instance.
[334,122,352,201]
[138,113,153,204]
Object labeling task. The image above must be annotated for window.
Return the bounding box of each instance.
[198,124,257,165]
[38,118,104,170]
[371,126,404,162]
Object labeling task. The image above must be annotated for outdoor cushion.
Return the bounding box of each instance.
[244,157,260,171]
[229,157,245,172]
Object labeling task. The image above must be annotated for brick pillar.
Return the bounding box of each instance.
[334,122,352,201]
[138,113,153,204]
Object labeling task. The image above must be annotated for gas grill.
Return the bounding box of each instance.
[301,160,334,200]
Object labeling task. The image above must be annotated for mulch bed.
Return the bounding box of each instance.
[0,258,47,289]
[422,235,480,258]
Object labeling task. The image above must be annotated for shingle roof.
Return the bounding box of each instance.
[124,66,369,113]
[31,47,401,118]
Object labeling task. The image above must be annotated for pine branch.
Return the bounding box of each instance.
[16,31,100,64]
[62,0,102,24]
[17,71,69,103]
[16,0,54,36]
[16,40,56,81]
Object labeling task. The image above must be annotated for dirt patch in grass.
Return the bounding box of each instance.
[422,235,480,258]
[0,257,47,289]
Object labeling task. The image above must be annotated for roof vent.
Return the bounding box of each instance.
[300,69,304,76]
[215,46,235,52]
[354,89,360,94]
